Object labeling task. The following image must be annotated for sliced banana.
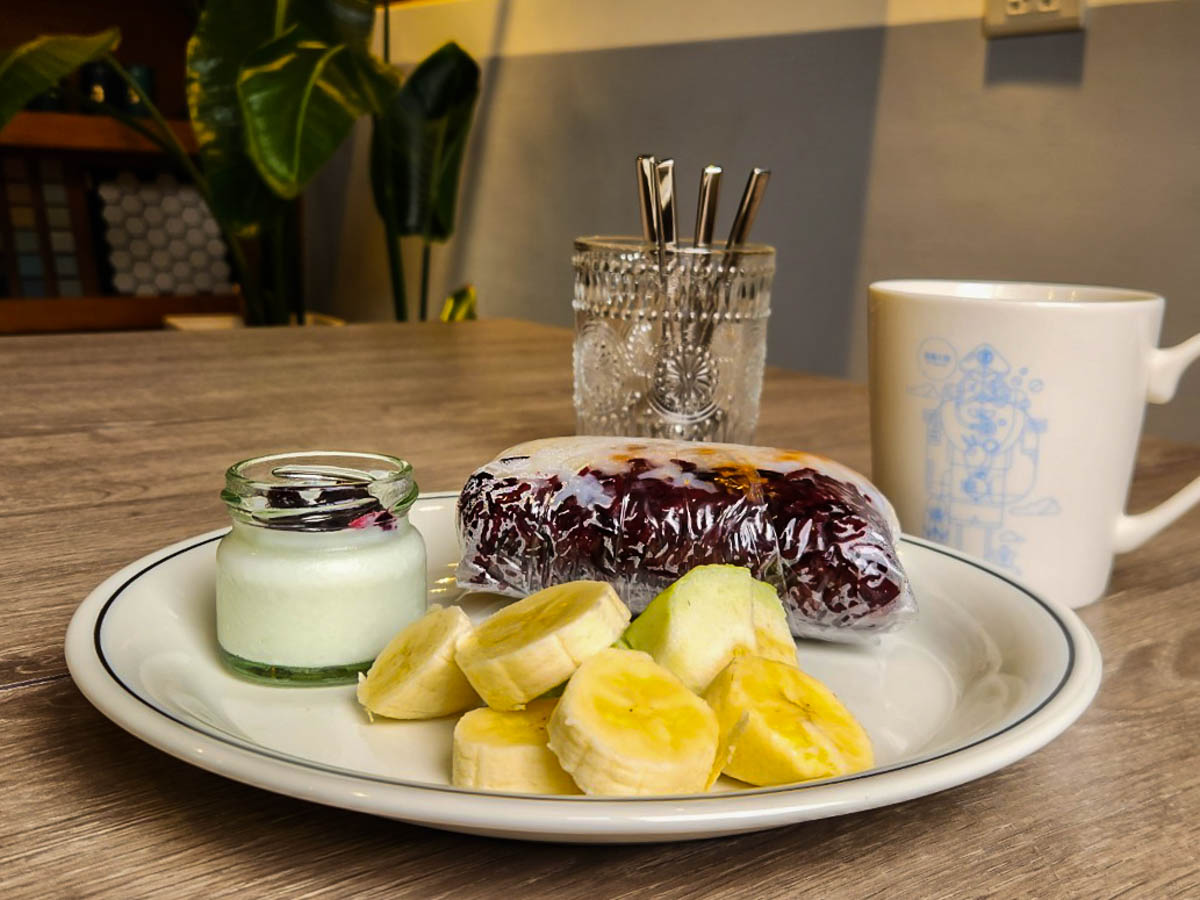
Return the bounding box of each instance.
[356,604,479,720]
[706,711,749,790]
[704,655,873,786]
[452,699,580,794]
[749,580,799,668]
[546,648,719,796]
[455,581,631,711]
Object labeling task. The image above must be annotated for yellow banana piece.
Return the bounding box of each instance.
[452,699,580,794]
[455,581,630,711]
[704,655,873,786]
[356,604,480,720]
[546,648,719,796]
[706,711,749,790]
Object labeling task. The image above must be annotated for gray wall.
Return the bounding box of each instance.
[850,2,1200,442]
[308,0,1200,441]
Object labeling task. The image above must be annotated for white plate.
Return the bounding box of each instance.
[66,493,1101,843]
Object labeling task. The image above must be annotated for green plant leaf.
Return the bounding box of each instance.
[0,29,120,130]
[292,0,376,52]
[187,0,280,236]
[237,23,398,199]
[186,0,386,323]
[288,2,391,114]
[370,42,480,241]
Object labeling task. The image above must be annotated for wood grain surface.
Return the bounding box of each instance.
[1,320,1197,898]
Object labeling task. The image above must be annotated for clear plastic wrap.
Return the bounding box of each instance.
[455,437,916,642]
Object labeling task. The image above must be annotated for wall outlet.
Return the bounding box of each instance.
[984,0,1086,37]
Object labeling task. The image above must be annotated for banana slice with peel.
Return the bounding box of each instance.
[452,699,580,794]
[356,604,480,719]
[704,655,873,786]
[455,581,630,711]
[547,648,719,796]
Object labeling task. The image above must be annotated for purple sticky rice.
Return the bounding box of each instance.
[456,437,916,642]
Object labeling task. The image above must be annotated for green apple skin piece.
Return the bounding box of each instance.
[618,565,758,694]
[749,579,799,667]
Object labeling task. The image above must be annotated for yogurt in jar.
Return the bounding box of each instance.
[215,451,426,684]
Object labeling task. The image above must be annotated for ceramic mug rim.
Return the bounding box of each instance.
[870,279,1163,308]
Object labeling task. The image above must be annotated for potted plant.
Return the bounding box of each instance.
[0,0,479,325]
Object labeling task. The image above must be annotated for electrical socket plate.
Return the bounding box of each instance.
[983,0,1087,38]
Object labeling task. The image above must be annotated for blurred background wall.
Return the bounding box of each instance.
[304,0,1200,442]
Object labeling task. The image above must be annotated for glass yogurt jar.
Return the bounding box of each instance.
[216,451,426,685]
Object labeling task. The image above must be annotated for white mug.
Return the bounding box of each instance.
[868,280,1200,609]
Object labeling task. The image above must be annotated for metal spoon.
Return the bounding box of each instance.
[693,165,722,248]
[656,159,677,246]
[725,167,770,249]
[636,154,661,243]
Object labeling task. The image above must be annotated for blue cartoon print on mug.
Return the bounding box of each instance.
[908,340,1060,572]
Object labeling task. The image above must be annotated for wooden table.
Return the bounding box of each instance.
[3,320,1198,897]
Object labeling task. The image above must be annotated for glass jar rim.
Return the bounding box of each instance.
[222,450,418,531]
[574,235,775,257]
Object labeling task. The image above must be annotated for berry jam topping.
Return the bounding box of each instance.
[348,509,398,530]
[252,482,395,531]
[457,453,911,637]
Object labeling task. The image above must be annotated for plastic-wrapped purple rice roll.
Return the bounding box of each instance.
[455,437,916,642]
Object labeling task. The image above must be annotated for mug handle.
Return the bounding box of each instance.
[1114,332,1200,552]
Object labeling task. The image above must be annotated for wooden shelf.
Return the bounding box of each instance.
[0,111,197,155]
[0,294,240,334]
